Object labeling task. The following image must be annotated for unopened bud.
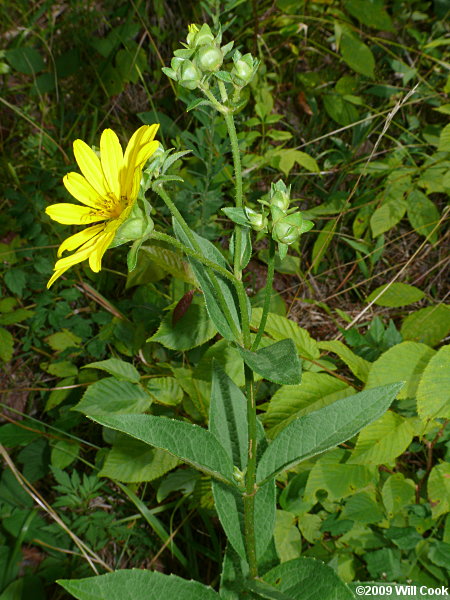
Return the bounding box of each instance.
[179,60,202,89]
[196,45,223,72]
[245,207,268,232]
[271,190,290,212]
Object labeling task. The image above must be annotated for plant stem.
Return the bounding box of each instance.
[243,365,258,577]
[251,237,275,351]
[153,185,242,342]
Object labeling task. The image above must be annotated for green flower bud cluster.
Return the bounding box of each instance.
[267,181,314,258]
[162,23,259,96]
[162,23,233,90]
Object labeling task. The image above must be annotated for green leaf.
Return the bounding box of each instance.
[212,479,276,561]
[99,436,179,483]
[0,327,13,362]
[348,411,415,465]
[318,340,370,382]
[51,440,80,470]
[428,541,450,569]
[312,221,334,274]
[366,282,425,307]
[237,339,302,385]
[148,297,217,351]
[263,557,354,600]
[173,220,245,342]
[401,304,450,347]
[264,372,354,437]
[257,383,403,483]
[45,329,82,351]
[417,345,450,420]
[274,149,319,176]
[137,245,196,285]
[344,0,394,31]
[250,309,320,363]
[4,268,26,296]
[210,363,248,470]
[210,365,276,560]
[370,198,407,237]
[366,342,435,400]
[428,462,450,518]
[147,377,184,406]
[438,123,450,152]
[340,491,384,524]
[382,473,415,518]
[222,207,251,227]
[6,47,45,75]
[83,358,140,383]
[340,32,375,79]
[73,378,152,416]
[274,510,302,563]
[407,189,440,243]
[304,458,377,503]
[58,570,220,600]
[323,94,359,126]
[0,309,34,326]
[90,414,235,484]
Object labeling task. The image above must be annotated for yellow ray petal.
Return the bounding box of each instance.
[100,129,123,201]
[63,172,104,209]
[46,203,105,225]
[47,266,72,289]
[122,125,159,198]
[57,224,105,257]
[54,236,100,271]
[73,139,110,197]
[88,229,116,272]
[127,140,159,201]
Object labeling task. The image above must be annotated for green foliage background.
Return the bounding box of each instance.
[0,0,449,597]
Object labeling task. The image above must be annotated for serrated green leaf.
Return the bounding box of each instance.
[366,282,425,307]
[366,342,435,400]
[250,309,320,363]
[147,377,184,406]
[99,435,179,483]
[138,245,196,284]
[382,473,415,517]
[45,329,82,351]
[58,570,220,600]
[438,123,450,152]
[148,297,217,351]
[407,189,440,242]
[237,339,302,385]
[401,304,450,347]
[417,345,450,420]
[341,491,384,524]
[73,378,151,416]
[0,327,13,362]
[0,309,34,326]
[257,383,402,483]
[428,462,450,518]
[318,340,370,382]
[90,413,235,484]
[370,198,407,237]
[304,459,377,503]
[349,411,414,465]
[83,358,140,383]
[263,557,354,600]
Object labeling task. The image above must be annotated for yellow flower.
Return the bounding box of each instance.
[46,125,159,288]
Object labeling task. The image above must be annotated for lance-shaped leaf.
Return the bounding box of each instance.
[210,365,276,560]
[210,362,248,470]
[90,414,234,485]
[58,570,220,600]
[173,219,249,341]
[257,383,403,483]
[237,339,302,385]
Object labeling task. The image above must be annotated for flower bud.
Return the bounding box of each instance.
[179,59,202,90]
[196,45,223,72]
[272,220,299,245]
[186,23,199,46]
[270,190,290,212]
[245,207,268,232]
[231,52,257,87]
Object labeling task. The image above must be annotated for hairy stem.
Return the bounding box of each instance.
[251,237,275,351]
[243,365,258,577]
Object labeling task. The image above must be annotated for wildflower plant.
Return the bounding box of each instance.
[53,23,403,600]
